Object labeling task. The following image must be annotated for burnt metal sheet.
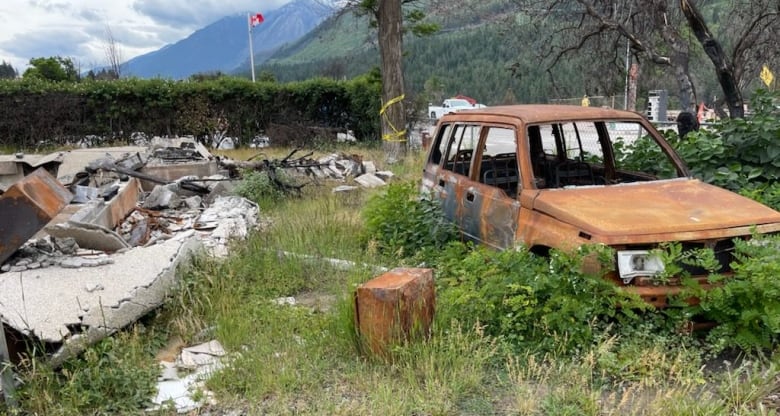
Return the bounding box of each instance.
[0,168,72,264]
[355,268,435,358]
[532,179,780,237]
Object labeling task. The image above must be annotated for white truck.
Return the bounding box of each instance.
[428,98,486,121]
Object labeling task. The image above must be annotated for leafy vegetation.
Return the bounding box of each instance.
[14,328,160,414]
[362,181,457,260]
[22,56,79,83]
[6,91,780,414]
[0,61,17,79]
[615,89,780,210]
[0,74,382,149]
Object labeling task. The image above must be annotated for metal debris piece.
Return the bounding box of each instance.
[0,168,72,264]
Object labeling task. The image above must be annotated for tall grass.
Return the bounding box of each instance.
[9,145,780,415]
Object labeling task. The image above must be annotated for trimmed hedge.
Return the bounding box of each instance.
[0,74,381,149]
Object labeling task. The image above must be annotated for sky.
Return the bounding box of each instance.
[0,0,292,73]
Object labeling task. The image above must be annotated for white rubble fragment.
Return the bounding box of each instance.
[183,196,202,209]
[180,340,226,368]
[143,185,182,210]
[332,185,359,193]
[362,161,377,174]
[354,173,387,188]
[150,340,225,413]
[374,170,395,182]
[196,196,259,257]
[85,283,104,292]
[272,297,296,306]
[60,257,115,269]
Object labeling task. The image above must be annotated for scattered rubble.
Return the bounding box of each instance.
[0,136,395,370]
[150,340,226,413]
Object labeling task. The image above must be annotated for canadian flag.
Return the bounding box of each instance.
[250,12,264,26]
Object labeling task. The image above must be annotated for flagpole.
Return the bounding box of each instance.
[248,13,256,82]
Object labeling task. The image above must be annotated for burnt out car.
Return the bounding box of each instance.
[421,105,780,307]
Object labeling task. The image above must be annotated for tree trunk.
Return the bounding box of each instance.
[377,0,407,163]
[680,0,744,118]
[655,14,696,112]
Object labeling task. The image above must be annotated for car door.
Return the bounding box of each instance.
[460,125,520,249]
[426,123,480,230]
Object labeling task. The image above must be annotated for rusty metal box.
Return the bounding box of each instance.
[355,267,435,357]
[0,168,72,264]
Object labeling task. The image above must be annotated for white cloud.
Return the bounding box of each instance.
[0,0,292,73]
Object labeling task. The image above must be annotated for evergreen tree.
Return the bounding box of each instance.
[0,60,17,79]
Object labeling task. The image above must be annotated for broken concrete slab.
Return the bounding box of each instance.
[63,179,142,230]
[47,220,131,252]
[354,173,387,188]
[362,161,377,175]
[195,196,259,257]
[0,152,64,192]
[143,184,182,210]
[0,232,202,366]
[56,146,147,185]
[43,178,144,252]
[374,171,395,182]
[139,161,220,192]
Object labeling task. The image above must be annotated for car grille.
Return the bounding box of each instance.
[678,239,735,275]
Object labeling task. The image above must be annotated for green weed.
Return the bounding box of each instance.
[15,326,160,415]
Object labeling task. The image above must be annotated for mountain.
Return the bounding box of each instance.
[260,1,530,105]
[122,0,337,80]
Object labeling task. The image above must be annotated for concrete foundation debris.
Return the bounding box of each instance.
[0,151,64,192]
[0,138,262,365]
[0,137,393,369]
[301,153,395,190]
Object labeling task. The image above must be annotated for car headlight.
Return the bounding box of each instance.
[616,250,664,284]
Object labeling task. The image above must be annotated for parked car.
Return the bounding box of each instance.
[428,98,486,121]
[421,105,780,307]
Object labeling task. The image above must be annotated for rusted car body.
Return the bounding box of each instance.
[421,105,780,307]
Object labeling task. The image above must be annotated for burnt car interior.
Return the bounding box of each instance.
[528,120,681,189]
[429,119,683,197]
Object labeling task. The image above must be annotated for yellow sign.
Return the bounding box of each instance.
[760,65,774,87]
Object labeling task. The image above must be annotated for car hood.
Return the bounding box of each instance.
[532,178,780,237]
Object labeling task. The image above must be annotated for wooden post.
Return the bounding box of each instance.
[355,268,435,358]
[0,321,17,409]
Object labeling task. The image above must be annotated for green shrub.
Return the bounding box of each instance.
[234,169,289,208]
[675,89,780,191]
[695,234,780,352]
[361,181,457,259]
[435,243,647,352]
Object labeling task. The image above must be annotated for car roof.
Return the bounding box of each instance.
[446,104,647,124]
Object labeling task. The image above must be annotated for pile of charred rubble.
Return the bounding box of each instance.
[0,137,394,366]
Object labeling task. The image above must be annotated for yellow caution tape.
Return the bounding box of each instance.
[379,94,407,142]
